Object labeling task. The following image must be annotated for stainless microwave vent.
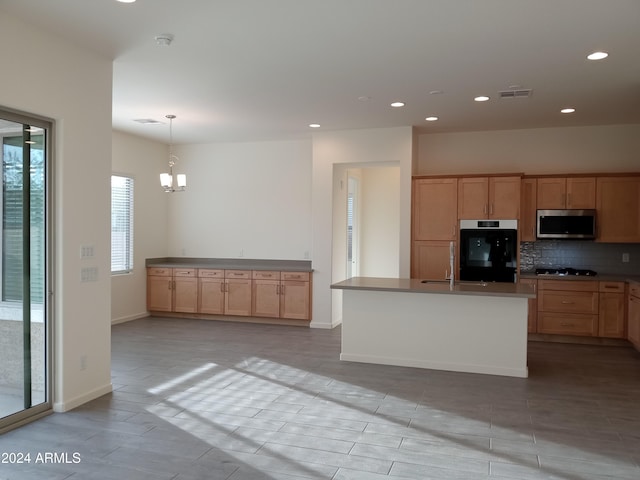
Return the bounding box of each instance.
[499,89,533,99]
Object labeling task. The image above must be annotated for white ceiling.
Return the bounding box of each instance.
[1,0,639,145]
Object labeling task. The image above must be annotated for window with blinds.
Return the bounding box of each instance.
[111,175,134,274]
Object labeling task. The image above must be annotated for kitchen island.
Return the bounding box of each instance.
[330,277,536,378]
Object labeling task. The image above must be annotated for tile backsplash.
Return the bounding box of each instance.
[520,241,640,275]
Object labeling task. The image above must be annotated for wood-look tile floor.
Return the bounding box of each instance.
[2,316,640,479]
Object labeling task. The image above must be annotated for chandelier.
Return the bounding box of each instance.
[160,114,186,192]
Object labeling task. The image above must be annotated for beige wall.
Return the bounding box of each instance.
[417,124,640,175]
[111,131,170,324]
[0,13,113,411]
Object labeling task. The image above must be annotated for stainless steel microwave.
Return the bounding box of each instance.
[537,209,596,239]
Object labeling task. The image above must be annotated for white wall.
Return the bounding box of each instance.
[0,13,113,411]
[359,166,400,277]
[111,131,169,324]
[167,140,312,260]
[417,124,640,175]
[312,127,414,328]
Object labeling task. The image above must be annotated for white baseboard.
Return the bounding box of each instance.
[53,383,113,412]
[111,312,149,325]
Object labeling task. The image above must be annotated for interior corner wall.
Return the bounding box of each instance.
[111,131,169,324]
[417,124,640,175]
[312,127,413,329]
[0,13,114,410]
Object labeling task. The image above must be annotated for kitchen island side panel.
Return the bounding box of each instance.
[340,289,528,377]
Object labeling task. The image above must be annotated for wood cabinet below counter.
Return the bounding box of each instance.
[147,266,312,324]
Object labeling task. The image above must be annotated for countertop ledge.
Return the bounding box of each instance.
[331,277,536,298]
[146,257,313,272]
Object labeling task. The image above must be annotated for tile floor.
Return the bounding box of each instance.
[1,316,640,479]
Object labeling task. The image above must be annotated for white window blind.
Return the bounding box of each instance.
[111,175,134,274]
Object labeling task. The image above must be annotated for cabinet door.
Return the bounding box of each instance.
[520,178,537,241]
[628,294,640,348]
[537,312,598,336]
[596,177,640,243]
[413,178,457,240]
[198,278,225,314]
[566,177,596,209]
[174,276,198,313]
[598,292,625,338]
[411,240,453,280]
[280,280,311,320]
[537,178,566,209]
[489,176,521,219]
[147,273,173,312]
[458,177,488,219]
[252,279,280,318]
[519,278,537,333]
[225,279,252,316]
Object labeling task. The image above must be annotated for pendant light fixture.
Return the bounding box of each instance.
[160,114,186,192]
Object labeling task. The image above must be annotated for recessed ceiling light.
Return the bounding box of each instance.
[560,108,576,114]
[357,96,371,102]
[390,102,405,108]
[309,123,321,128]
[587,51,608,61]
[474,96,490,102]
[116,0,136,3]
[429,90,444,95]
[425,116,439,122]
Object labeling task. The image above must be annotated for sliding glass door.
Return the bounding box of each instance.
[0,109,52,431]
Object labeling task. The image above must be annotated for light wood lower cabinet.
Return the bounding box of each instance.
[147,267,173,312]
[537,280,599,336]
[146,267,197,313]
[251,271,312,320]
[173,268,198,313]
[197,269,225,314]
[598,281,626,338]
[149,266,312,322]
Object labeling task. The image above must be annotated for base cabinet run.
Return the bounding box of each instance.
[148,267,312,322]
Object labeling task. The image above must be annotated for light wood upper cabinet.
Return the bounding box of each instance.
[596,176,640,243]
[537,177,596,209]
[458,176,521,220]
[412,178,457,241]
[520,178,537,241]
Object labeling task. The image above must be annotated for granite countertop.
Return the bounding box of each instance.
[146,257,313,272]
[331,277,536,298]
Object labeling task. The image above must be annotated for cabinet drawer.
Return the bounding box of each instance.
[537,279,598,292]
[282,271,310,281]
[225,270,251,279]
[147,267,172,276]
[198,269,224,278]
[173,268,196,277]
[599,281,625,293]
[537,312,598,336]
[630,282,640,298]
[252,270,281,280]
[538,290,598,314]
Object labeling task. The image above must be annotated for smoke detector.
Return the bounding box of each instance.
[154,34,174,46]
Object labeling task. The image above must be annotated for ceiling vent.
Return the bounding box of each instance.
[499,89,533,99]
[134,118,163,125]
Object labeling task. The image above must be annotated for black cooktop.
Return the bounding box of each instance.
[535,267,598,277]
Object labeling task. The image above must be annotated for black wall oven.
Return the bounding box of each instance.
[459,219,518,283]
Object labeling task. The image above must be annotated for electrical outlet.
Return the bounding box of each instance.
[80,355,87,371]
[239,249,244,257]
[622,253,630,263]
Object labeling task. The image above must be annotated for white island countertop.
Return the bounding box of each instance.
[331,277,535,298]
